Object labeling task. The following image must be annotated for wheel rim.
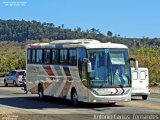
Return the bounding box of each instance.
[72,91,78,105]
[39,91,43,99]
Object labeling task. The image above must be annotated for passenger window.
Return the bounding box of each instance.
[9,71,12,76]
[132,71,138,80]
[69,49,77,65]
[44,49,51,64]
[140,71,146,80]
[31,49,36,63]
[52,49,59,64]
[36,49,43,63]
[10,71,16,76]
[27,49,31,63]
[60,49,68,64]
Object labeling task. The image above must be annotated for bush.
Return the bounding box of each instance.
[130,46,160,83]
[0,72,7,77]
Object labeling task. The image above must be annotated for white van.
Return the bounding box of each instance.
[131,68,150,100]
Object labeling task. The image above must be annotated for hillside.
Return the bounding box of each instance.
[0,19,160,47]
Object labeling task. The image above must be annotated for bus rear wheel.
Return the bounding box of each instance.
[71,89,78,106]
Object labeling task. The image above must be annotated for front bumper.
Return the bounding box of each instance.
[88,91,131,103]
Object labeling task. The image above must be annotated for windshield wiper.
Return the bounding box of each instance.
[99,80,108,88]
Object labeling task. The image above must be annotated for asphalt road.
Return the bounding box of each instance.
[0,80,160,120]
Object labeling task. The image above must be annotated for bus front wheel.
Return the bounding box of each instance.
[71,89,78,106]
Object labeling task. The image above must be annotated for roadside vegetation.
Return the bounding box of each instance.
[0,19,160,84]
[0,42,25,76]
[131,46,160,84]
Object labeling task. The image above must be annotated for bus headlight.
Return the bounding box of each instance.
[91,89,99,95]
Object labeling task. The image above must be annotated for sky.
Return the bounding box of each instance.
[0,0,160,38]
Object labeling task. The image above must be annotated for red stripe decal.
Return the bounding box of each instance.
[114,88,118,94]
[43,65,55,80]
[30,85,38,94]
[42,82,52,90]
[30,83,52,94]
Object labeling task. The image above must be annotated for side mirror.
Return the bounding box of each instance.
[129,58,138,70]
[135,60,138,70]
[83,58,92,72]
[87,61,92,73]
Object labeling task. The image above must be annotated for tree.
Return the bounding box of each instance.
[107,30,112,37]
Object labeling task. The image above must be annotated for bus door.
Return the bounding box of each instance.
[78,48,88,102]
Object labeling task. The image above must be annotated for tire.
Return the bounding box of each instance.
[142,95,148,100]
[13,80,17,86]
[109,103,116,105]
[38,84,44,100]
[4,80,8,87]
[71,89,78,106]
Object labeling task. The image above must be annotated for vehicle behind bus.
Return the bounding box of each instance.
[131,68,150,100]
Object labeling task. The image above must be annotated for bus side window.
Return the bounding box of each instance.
[60,49,68,64]
[27,49,31,63]
[36,49,43,63]
[44,49,51,64]
[52,49,59,64]
[31,49,36,63]
[69,49,77,65]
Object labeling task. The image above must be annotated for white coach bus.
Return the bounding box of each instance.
[26,39,138,105]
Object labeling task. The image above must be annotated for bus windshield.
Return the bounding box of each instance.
[88,48,131,88]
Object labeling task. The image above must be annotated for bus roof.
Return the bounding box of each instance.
[50,39,100,44]
[27,39,128,49]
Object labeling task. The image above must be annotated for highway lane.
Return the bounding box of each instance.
[0,82,160,120]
